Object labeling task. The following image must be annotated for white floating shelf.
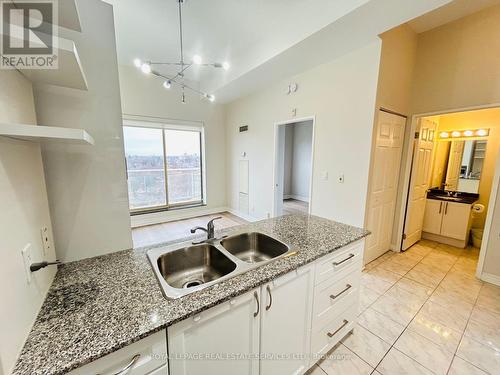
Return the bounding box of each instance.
[12,0,82,32]
[0,123,94,145]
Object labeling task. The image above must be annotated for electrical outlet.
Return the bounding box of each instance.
[41,226,52,256]
[21,244,33,284]
[338,174,345,183]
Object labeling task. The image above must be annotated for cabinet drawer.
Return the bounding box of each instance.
[68,330,167,375]
[310,303,357,358]
[312,271,360,332]
[315,242,363,286]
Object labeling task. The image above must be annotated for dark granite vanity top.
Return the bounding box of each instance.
[12,214,369,375]
[427,188,479,205]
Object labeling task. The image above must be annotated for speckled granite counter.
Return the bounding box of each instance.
[13,214,369,375]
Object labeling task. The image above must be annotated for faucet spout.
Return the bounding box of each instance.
[190,217,222,244]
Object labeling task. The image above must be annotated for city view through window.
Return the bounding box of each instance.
[123,126,203,211]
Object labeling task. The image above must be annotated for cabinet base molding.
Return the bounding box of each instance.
[481,273,500,287]
[422,232,467,248]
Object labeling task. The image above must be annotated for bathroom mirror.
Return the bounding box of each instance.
[432,140,487,194]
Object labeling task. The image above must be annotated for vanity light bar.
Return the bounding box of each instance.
[439,128,490,139]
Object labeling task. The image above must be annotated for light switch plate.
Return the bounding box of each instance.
[41,226,52,256]
[21,244,33,284]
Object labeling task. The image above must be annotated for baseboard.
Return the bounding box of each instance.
[131,206,229,228]
[481,272,500,287]
[422,232,467,248]
[284,195,309,203]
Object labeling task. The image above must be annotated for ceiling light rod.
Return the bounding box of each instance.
[150,68,214,101]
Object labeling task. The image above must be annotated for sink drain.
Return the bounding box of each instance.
[183,280,203,289]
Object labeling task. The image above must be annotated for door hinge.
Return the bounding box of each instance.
[414,132,420,139]
[402,233,407,240]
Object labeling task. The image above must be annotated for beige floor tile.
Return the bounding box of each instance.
[457,336,500,374]
[305,365,327,375]
[476,286,500,315]
[469,305,500,331]
[416,301,469,333]
[394,329,454,375]
[377,259,414,276]
[385,283,428,311]
[480,282,500,298]
[435,243,465,257]
[358,284,382,314]
[417,239,439,249]
[357,308,405,345]
[390,254,421,268]
[407,243,435,257]
[319,344,373,375]
[448,356,487,375]
[341,325,391,367]
[428,286,474,319]
[361,273,393,295]
[438,280,481,304]
[371,294,419,326]
[405,265,445,289]
[464,319,500,353]
[393,277,434,300]
[377,348,433,375]
[420,252,457,272]
[407,314,462,353]
[367,268,402,284]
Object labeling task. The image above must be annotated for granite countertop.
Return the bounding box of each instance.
[13,214,369,375]
[427,191,479,205]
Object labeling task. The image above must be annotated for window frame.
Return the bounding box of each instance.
[123,116,206,215]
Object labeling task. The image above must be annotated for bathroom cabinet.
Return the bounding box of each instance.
[423,199,473,247]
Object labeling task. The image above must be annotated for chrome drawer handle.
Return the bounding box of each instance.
[99,354,140,375]
[333,253,355,266]
[330,284,352,300]
[253,291,260,317]
[265,285,273,311]
[327,319,349,338]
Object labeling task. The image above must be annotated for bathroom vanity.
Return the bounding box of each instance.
[12,215,368,375]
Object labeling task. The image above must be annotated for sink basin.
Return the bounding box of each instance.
[221,232,290,263]
[156,244,236,289]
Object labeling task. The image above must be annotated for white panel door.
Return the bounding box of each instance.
[168,290,260,375]
[402,118,437,250]
[260,266,314,375]
[365,110,406,263]
[422,199,444,235]
[445,141,465,191]
[441,202,472,240]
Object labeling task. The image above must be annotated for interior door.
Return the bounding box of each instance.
[402,118,437,250]
[274,125,286,216]
[365,110,406,263]
[445,141,465,191]
[168,290,260,375]
[422,199,443,235]
[260,267,313,375]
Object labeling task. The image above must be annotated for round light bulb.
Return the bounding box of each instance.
[222,61,230,70]
[133,58,142,68]
[141,63,151,74]
[451,131,461,138]
[463,130,474,137]
[440,132,450,138]
[476,129,488,137]
[163,80,171,89]
[207,94,215,102]
[193,55,202,65]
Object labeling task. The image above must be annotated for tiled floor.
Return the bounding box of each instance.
[309,240,500,375]
[131,211,247,248]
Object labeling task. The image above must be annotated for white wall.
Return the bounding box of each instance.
[226,41,381,225]
[291,121,313,201]
[0,71,56,374]
[34,0,133,262]
[118,65,227,227]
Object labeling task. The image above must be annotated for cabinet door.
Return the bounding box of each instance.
[168,289,260,375]
[260,266,314,375]
[440,202,471,240]
[422,199,444,235]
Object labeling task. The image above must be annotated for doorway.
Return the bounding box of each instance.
[273,117,314,217]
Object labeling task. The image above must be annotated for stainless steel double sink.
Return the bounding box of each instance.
[148,232,294,299]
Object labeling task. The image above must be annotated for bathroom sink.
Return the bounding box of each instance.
[155,244,236,289]
[221,232,290,263]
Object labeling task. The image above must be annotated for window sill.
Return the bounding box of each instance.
[130,203,206,216]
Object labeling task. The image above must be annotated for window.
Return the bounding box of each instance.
[123,122,204,213]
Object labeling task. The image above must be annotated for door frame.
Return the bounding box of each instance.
[272,115,316,217]
[394,103,500,281]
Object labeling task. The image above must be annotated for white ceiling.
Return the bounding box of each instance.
[408,0,500,33]
[106,0,457,102]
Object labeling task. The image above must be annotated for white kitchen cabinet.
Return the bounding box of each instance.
[168,289,260,375]
[259,266,314,375]
[422,199,473,246]
[441,201,473,240]
[422,199,444,235]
